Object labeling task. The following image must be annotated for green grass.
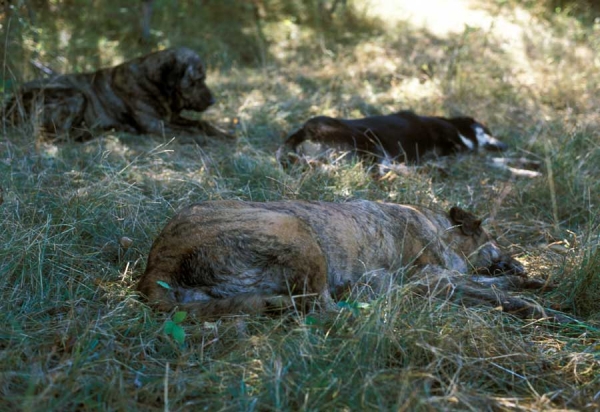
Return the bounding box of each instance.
[1,0,600,410]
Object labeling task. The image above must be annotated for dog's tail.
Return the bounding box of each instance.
[178,294,293,318]
[276,127,307,168]
[137,276,293,318]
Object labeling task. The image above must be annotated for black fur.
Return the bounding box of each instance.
[277,110,507,167]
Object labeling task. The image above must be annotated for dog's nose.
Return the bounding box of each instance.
[208,95,216,106]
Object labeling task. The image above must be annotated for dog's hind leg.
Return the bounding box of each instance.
[31,88,88,141]
[137,213,336,318]
[51,91,89,141]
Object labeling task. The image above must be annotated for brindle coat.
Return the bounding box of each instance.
[137,200,557,320]
[4,47,233,143]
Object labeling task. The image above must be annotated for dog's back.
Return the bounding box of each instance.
[138,200,441,316]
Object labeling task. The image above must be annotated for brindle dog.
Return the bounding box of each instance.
[137,200,560,320]
[4,47,233,143]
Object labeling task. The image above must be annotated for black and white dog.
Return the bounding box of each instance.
[276,110,507,169]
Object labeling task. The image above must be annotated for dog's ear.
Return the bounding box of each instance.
[449,206,482,236]
[180,63,205,88]
[151,52,182,92]
[179,65,194,89]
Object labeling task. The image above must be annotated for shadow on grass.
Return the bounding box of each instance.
[1,0,384,81]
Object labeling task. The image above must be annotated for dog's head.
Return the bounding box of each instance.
[447,117,508,152]
[154,48,216,113]
[448,206,525,276]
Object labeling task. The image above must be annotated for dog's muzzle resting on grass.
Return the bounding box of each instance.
[277,110,507,169]
[4,47,233,143]
[137,200,557,320]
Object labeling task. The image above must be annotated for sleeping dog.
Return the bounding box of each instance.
[136,200,565,321]
[276,110,507,169]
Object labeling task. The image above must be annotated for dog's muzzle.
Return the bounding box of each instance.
[477,255,526,277]
[483,137,508,151]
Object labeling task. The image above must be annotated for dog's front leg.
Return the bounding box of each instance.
[170,115,235,140]
[196,119,235,140]
[411,265,549,320]
[469,274,553,291]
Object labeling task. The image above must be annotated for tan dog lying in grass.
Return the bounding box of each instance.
[137,200,556,320]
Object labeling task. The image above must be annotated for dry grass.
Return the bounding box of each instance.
[1,0,599,410]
